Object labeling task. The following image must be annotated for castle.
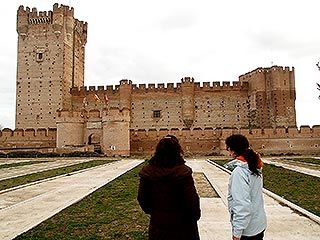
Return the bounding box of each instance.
[0,3,319,156]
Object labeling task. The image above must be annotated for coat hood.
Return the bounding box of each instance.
[139,164,192,181]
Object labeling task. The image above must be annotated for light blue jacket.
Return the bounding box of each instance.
[227,160,267,238]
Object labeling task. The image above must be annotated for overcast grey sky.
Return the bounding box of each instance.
[1,0,320,129]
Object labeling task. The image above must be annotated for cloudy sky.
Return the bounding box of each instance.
[1,0,320,129]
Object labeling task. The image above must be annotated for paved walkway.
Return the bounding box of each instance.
[0,159,32,166]
[0,158,319,239]
[0,159,143,240]
[0,159,93,180]
[187,160,320,240]
[263,158,320,178]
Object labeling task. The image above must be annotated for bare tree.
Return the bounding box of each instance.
[0,124,3,130]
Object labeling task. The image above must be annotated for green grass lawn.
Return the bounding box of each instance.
[282,157,320,165]
[0,159,115,191]
[15,162,149,240]
[211,159,320,216]
[0,160,48,169]
[263,164,320,216]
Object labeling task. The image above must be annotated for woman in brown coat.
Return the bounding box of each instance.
[138,135,201,240]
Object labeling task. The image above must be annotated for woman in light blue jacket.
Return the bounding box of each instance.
[225,134,267,240]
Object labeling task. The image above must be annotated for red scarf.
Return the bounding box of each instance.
[236,155,263,169]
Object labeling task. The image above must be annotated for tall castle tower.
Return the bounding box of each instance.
[15,3,87,129]
[239,66,296,128]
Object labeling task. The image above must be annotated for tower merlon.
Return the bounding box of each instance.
[148,84,156,89]
[181,77,194,83]
[53,3,74,17]
[239,65,294,81]
[120,79,132,85]
[97,86,105,91]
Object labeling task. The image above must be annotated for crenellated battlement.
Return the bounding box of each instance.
[130,125,320,139]
[181,77,194,83]
[74,78,249,95]
[0,128,56,136]
[17,3,75,25]
[130,125,320,155]
[17,3,87,42]
[0,128,56,144]
[120,79,132,85]
[52,3,74,16]
[70,86,118,97]
[18,5,53,22]
[239,65,294,81]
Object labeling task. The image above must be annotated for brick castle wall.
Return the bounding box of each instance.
[130,126,320,156]
[1,126,319,156]
[0,128,56,153]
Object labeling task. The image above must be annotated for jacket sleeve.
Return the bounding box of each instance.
[181,174,201,221]
[229,168,252,238]
[137,177,151,214]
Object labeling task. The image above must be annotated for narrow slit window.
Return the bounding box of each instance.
[36,52,44,62]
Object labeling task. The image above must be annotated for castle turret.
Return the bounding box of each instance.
[180,77,195,128]
[15,4,87,129]
[102,108,130,156]
[239,66,296,128]
[56,110,85,148]
[119,79,132,110]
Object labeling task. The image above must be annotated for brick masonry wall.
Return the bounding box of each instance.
[130,126,320,156]
[0,128,56,152]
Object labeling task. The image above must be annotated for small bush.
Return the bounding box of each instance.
[0,152,6,158]
[61,151,101,157]
[6,151,41,158]
[1,150,102,158]
[40,152,62,158]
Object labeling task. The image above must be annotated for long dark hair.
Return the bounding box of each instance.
[149,135,185,168]
[225,134,261,176]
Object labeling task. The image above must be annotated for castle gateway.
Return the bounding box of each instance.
[1,4,318,156]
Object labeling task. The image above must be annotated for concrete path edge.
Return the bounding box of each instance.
[207,160,320,225]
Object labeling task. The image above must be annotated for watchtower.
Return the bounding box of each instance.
[16,3,87,129]
[239,66,296,128]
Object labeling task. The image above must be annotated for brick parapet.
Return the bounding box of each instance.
[17,4,87,43]
[129,126,320,138]
[0,128,57,151]
[239,65,294,81]
[130,126,320,155]
[70,79,249,96]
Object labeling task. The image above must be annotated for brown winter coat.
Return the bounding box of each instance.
[138,163,201,240]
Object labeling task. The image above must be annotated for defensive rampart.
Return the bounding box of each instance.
[0,128,57,153]
[1,125,319,156]
[70,79,249,96]
[130,126,320,156]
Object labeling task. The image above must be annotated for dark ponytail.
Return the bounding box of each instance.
[225,134,261,176]
[243,148,261,176]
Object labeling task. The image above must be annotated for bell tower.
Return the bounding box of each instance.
[15,3,87,129]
